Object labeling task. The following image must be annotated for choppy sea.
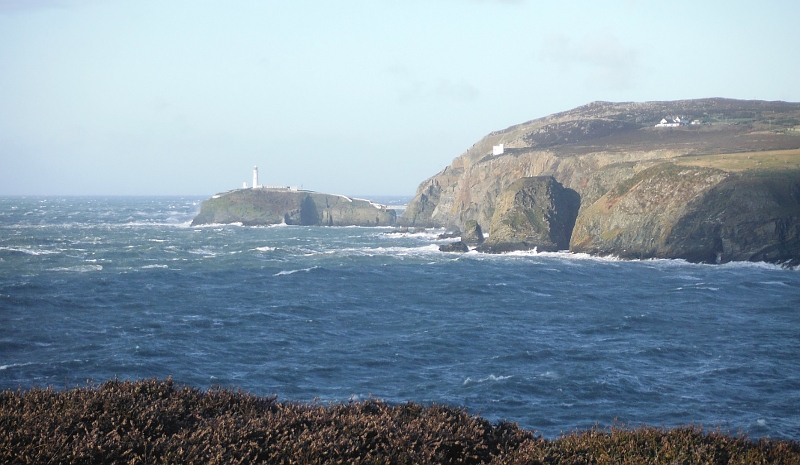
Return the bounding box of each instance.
[1,196,799,439]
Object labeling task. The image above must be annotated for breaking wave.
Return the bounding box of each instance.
[274,266,320,276]
[463,375,513,386]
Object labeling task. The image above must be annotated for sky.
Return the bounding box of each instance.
[1,1,799,196]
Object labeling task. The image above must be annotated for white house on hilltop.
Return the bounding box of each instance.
[655,117,688,128]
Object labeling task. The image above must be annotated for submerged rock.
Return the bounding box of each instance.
[385,227,410,235]
[439,241,470,253]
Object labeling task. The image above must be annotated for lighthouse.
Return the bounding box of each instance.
[253,166,259,189]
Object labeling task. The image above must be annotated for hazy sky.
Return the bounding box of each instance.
[1,1,799,196]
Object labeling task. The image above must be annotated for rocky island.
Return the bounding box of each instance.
[401,98,800,265]
[191,188,396,227]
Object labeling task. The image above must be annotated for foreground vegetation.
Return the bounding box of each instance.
[2,379,798,464]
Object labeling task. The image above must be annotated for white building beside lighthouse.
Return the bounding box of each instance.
[243,165,296,191]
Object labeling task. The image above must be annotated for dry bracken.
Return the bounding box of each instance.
[1,378,798,464]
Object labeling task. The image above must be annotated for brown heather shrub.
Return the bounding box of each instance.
[494,425,800,465]
[1,378,798,464]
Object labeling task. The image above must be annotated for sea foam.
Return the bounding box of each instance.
[463,375,513,386]
[274,266,320,276]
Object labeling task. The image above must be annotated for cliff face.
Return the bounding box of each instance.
[569,164,728,260]
[191,189,396,227]
[572,167,800,264]
[478,176,580,253]
[399,98,800,264]
[664,171,800,264]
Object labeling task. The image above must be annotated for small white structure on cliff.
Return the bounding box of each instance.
[253,166,260,188]
[492,144,504,155]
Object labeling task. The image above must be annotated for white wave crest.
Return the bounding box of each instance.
[274,266,319,276]
[380,229,446,240]
[48,264,103,272]
[191,222,243,228]
[718,260,795,271]
[188,248,217,257]
[253,246,276,252]
[246,222,290,228]
[312,244,441,257]
[506,249,622,262]
[462,374,513,386]
[0,246,58,256]
[1,221,193,230]
[0,362,36,371]
[141,264,168,269]
[115,221,193,228]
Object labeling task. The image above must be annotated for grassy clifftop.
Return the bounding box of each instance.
[674,148,800,172]
[2,379,799,464]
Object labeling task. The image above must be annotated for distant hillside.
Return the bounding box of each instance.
[400,98,800,265]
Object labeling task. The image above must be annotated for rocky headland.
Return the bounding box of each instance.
[400,98,800,265]
[191,188,396,227]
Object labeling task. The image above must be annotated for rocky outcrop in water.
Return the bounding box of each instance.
[438,241,470,253]
[461,220,484,246]
[477,176,580,253]
[191,189,396,227]
[398,98,800,264]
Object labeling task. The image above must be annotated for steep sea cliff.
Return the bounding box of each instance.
[399,98,800,265]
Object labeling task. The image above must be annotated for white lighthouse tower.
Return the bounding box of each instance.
[252,166,259,189]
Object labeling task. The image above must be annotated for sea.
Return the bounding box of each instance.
[1,196,799,440]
